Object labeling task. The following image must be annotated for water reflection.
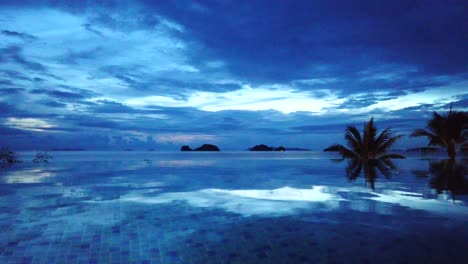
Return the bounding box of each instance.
[119,186,344,217]
[157,160,214,167]
[345,158,398,190]
[413,159,467,199]
[3,168,56,184]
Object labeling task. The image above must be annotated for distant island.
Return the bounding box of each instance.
[249,144,285,151]
[181,144,220,151]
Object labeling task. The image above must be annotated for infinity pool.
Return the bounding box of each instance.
[0,152,467,263]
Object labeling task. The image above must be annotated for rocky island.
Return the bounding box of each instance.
[249,144,286,151]
[180,144,220,151]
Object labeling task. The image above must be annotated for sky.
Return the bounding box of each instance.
[0,0,467,150]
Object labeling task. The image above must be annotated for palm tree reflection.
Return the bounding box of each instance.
[346,158,398,190]
[427,159,467,198]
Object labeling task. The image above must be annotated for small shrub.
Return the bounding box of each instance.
[33,152,53,163]
[0,148,20,167]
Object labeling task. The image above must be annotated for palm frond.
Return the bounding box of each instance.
[379,158,397,169]
[347,126,362,143]
[345,125,362,154]
[325,117,405,159]
[346,159,363,180]
[374,159,392,179]
[375,128,392,148]
[363,118,377,155]
[367,117,377,138]
[428,136,446,147]
[410,129,435,138]
[376,134,404,155]
[324,144,358,158]
[410,129,445,146]
[427,112,447,138]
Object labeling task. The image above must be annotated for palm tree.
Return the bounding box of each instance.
[410,108,467,159]
[324,118,405,159]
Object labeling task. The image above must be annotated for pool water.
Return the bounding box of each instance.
[0,152,467,263]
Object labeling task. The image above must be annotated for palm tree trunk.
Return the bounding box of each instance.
[447,140,456,159]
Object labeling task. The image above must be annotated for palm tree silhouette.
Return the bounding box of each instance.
[410,108,467,159]
[324,118,405,159]
[428,159,467,197]
[412,159,467,200]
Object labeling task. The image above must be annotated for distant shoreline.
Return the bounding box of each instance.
[51,148,87,151]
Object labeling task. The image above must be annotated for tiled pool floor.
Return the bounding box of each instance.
[2,201,466,264]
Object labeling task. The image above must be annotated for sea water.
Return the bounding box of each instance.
[0,151,467,263]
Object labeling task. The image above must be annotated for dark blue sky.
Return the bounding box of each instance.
[0,0,467,150]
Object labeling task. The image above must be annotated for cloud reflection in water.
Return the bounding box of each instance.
[120,186,343,216]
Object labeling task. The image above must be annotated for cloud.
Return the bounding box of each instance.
[150,1,467,84]
[155,134,218,144]
[0,70,31,81]
[0,124,27,136]
[0,6,211,101]
[291,124,350,135]
[0,102,25,117]
[1,29,37,40]
[75,119,120,129]
[29,87,98,100]
[366,82,466,111]
[36,99,67,108]
[82,23,104,37]
[4,117,56,132]
[449,99,468,111]
[125,85,345,114]
[0,45,47,72]
[59,46,104,65]
[87,100,138,114]
[0,87,25,95]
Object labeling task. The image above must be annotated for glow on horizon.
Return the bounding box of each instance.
[125,87,346,114]
[5,117,56,132]
[367,82,467,111]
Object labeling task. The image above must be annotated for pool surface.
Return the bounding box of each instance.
[0,152,467,263]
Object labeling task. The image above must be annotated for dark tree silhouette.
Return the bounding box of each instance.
[346,158,397,190]
[33,152,53,163]
[428,159,467,197]
[324,117,405,159]
[410,109,467,159]
[0,147,20,167]
[412,159,467,200]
